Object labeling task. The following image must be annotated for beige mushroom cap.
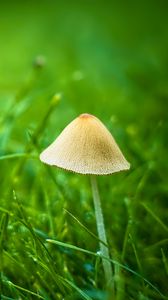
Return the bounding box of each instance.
[40,113,130,175]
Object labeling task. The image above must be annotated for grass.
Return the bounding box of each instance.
[0,0,168,299]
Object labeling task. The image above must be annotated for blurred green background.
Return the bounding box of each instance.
[0,0,168,299]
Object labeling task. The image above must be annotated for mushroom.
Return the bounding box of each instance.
[40,113,130,289]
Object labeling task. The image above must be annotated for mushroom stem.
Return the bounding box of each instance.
[90,175,113,289]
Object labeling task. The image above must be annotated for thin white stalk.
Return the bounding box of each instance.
[90,175,113,289]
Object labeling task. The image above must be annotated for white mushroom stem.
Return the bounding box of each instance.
[90,175,113,289]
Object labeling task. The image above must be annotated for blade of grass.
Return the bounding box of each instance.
[129,233,146,297]
[144,239,168,252]
[31,93,61,144]
[0,153,37,161]
[2,274,28,299]
[121,218,132,261]
[161,248,168,276]
[0,206,14,216]
[5,280,44,299]
[36,257,92,300]
[13,191,66,295]
[4,250,29,277]
[1,295,16,300]
[46,239,167,299]
[64,208,108,247]
[141,203,168,233]
[129,234,143,274]
[36,271,55,299]
[41,184,56,238]
[63,277,93,300]
[9,94,60,183]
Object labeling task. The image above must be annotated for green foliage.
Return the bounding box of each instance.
[0,0,168,299]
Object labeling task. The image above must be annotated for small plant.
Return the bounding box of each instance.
[40,113,130,292]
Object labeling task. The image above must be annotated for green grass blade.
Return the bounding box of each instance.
[4,280,44,299]
[141,203,168,233]
[0,153,37,161]
[47,239,167,299]
[64,208,108,247]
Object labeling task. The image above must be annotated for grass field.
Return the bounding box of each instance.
[0,1,168,299]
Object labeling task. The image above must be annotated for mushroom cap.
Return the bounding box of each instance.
[40,113,130,175]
